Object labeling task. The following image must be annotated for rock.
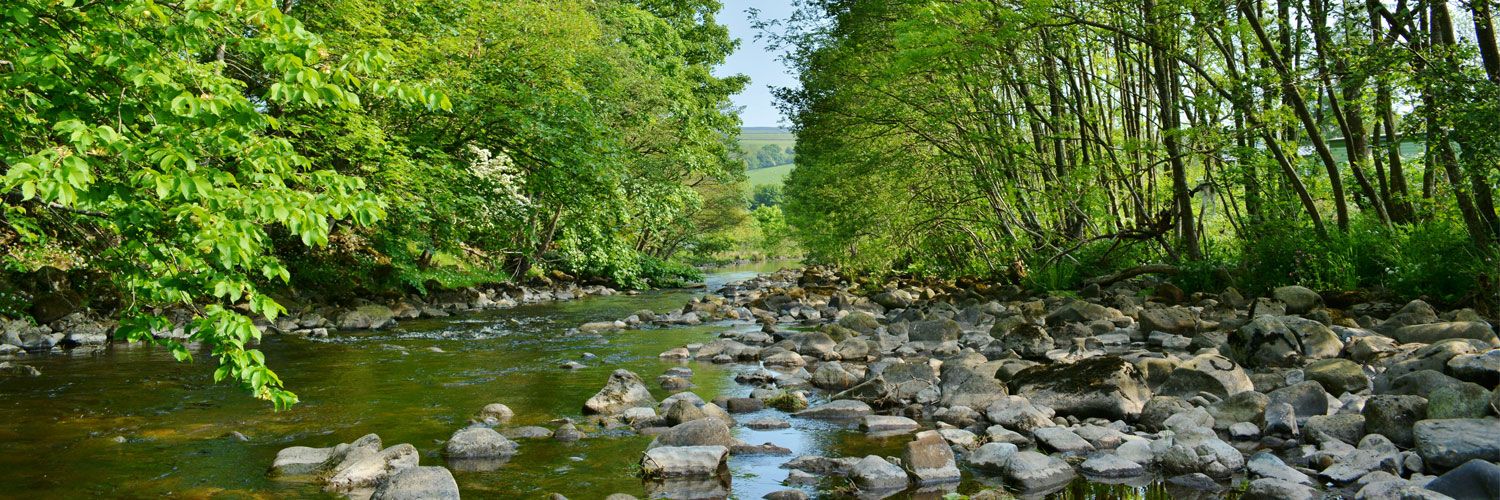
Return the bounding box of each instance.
[1321,437,1402,484]
[937,364,1008,409]
[1274,286,1323,314]
[640,446,729,478]
[445,427,517,458]
[1268,381,1331,425]
[1305,358,1370,396]
[1425,459,1500,499]
[1140,396,1195,432]
[849,455,909,491]
[762,350,806,367]
[1032,427,1096,454]
[745,418,791,430]
[724,398,763,413]
[1427,382,1493,419]
[1243,478,1317,500]
[794,399,872,419]
[1264,402,1299,437]
[326,443,420,493]
[1008,356,1152,420]
[996,323,1053,359]
[583,369,657,415]
[1447,350,1500,386]
[271,446,334,476]
[371,466,460,500]
[936,428,978,449]
[1001,451,1076,491]
[503,426,554,439]
[985,426,1031,447]
[860,415,920,434]
[650,418,736,449]
[1363,395,1429,447]
[1159,353,1254,399]
[1247,451,1314,486]
[658,375,693,391]
[1395,322,1499,346]
[1080,453,1146,478]
[985,395,1056,432]
[1230,422,1261,440]
[763,490,809,500]
[1238,315,1342,367]
[0,362,41,377]
[553,423,584,442]
[1139,306,1198,335]
[1048,301,1117,324]
[908,319,960,343]
[1164,407,1216,433]
[1305,414,1366,445]
[903,430,961,485]
[337,305,395,330]
[811,362,860,390]
[479,403,514,425]
[1166,473,1223,492]
[1414,418,1500,469]
[838,311,881,334]
[967,442,1019,471]
[579,321,624,333]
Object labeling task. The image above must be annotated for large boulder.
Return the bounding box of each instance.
[985,395,1056,432]
[325,443,420,493]
[337,304,396,330]
[1273,286,1323,314]
[1047,301,1118,324]
[1009,356,1152,420]
[1362,395,1428,448]
[1427,382,1493,419]
[937,364,1007,409]
[1425,459,1500,499]
[811,362,860,390]
[903,430,961,485]
[838,311,881,335]
[1158,353,1254,399]
[1139,306,1198,335]
[1304,358,1370,396]
[1001,451,1076,491]
[640,446,729,478]
[444,427,518,458]
[995,324,1053,359]
[1236,315,1342,367]
[1414,418,1500,469]
[794,400,872,419]
[967,442,1019,471]
[583,369,657,415]
[371,466,460,500]
[1267,381,1332,425]
[908,319,961,343]
[849,455,909,491]
[649,418,736,449]
[1394,322,1499,346]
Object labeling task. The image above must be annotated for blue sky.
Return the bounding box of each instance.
[715,0,799,128]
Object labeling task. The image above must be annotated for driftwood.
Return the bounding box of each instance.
[1083,263,1180,288]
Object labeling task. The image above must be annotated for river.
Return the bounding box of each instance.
[0,262,1165,499]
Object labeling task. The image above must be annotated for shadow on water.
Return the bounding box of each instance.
[0,260,1193,499]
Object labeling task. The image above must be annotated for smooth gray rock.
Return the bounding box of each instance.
[1243,478,1317,500]
[640,446,729,478]
[445,427,517,458]
[903,430,961,485]
[371,466,460,500]
[794,399,872,419]
[849,455,909,491]
[1425,459,1500,499]
[583,369,657,415]
[1080,453,1146,478]
[1364,395,1428,448]
[967,442,1019,471]
[1032,426,1096,454]
[1001,451,1076,491]
[1415,418,1500,469]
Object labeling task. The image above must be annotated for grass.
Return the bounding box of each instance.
[738,127,797,170]
[746,163,794,188]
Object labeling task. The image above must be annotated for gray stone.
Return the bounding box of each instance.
[1274,286,1323,314]
[479,403,514,425]
[1139,306,1198,335]
[903,430,961,485]
[445,427,517,458]
[1001,451,1076,491]
[1033,426,1096,454]
[1265,402,1299,437]
[1395,322,1499,346]
[371,466,460,500]
[1305,414,1367,445]
[583,369,657,415]
[337,304,395,330]
[649,418,735,449]
[1447,350,1500,386]
[1426,382,1492,419]
[1305,358,1371,395]
[1414,418,1500,469]
[1425,459,1500,499]
[996,323,1053,359]
[967,442,1019,471]
[1243,478,1317,500]
[794,399,872,419]
[908,319,961,343]
[1247,451,1314,486]
[1008,356,1152,420]
[811,361,859,390]
[849,455,909,491]
[640,446,729,478]
[1080,453,1146,478]
[326,443,420,493]
[1363,395,1428,448]
[1269,381,1331,424]
[985,395,1056,432]
[937,364,1008,409]
[271,446,334,476]
[860,415,919,434]
[1158,354,1254,399]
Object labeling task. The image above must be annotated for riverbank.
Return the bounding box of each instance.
[270,265,1499,498]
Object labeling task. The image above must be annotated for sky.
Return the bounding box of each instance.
[714,0,799,128]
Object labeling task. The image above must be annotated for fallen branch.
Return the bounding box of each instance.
[1083,263,1180,288]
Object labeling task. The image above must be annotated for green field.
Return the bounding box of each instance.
[739,127,797,159]
[739,127,797,190]
[747,163,795,188]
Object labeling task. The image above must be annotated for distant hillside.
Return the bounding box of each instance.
[738,127,797,171]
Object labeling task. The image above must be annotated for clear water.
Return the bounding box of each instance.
[0,262,1174,499]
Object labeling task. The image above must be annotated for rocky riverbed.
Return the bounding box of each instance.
[265,266,1500,499]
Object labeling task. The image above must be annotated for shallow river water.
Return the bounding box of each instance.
[0,263,1173,499]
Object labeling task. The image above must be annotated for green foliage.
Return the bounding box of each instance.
[2,0,749,407]
[750,184,783,209]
